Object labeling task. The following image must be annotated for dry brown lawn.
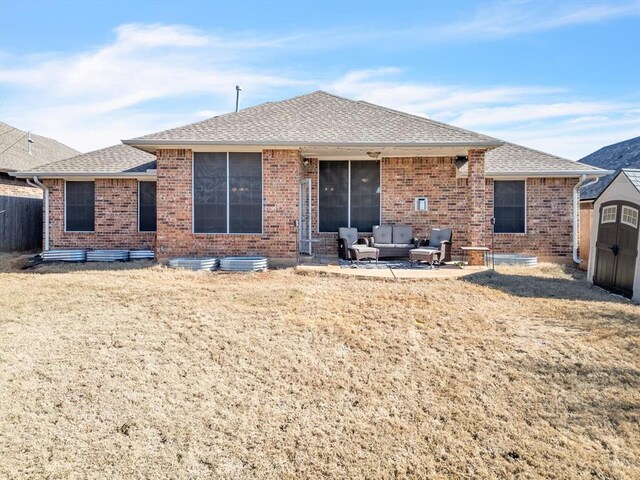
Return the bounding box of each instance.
[0,256,638,479]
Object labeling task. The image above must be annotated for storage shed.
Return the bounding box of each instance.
[587,169,640,301]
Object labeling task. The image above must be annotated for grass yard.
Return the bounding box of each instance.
[0,258,638,479]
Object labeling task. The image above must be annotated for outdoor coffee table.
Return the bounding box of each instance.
[349,245,379,264]
[409,248,441,268]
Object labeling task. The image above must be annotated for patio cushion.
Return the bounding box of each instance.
[372,243,394,248]
[392,226,412,244]
[373,225,392,244]
[429,228,452,247]
[339,227,358,247]
[393,243,414,248]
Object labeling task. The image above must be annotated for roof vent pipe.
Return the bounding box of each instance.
[27,131,34,155]
[235,85,242,112]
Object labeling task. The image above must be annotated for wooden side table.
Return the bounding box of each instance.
[460,246,491,267]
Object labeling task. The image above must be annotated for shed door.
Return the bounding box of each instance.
[594,201,639,297]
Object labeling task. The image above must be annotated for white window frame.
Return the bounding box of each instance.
[493,179,527,235]
[64,180,95,233]
[621,205,638,228]
[601,205,617,224]
[317,159,382,234]
[137,180,157,233]
[192,152,264,235]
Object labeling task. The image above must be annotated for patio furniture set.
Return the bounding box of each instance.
[338,225,453,268]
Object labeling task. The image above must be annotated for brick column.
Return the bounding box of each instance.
[467,149,486,265]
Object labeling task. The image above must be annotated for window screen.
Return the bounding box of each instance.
[66,181,94,232]
[319,161,349,232]
[494,180,525,233]
[138,181,157,232]
[194,153,227,233]
[350,160,380,232]
[229,153,262,233]
[193,152,262,233]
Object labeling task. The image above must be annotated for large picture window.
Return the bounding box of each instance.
[138,181,157,232]
[319,160,380,232]
[193,152,262,233]
[494,180,526,233]
[65,181,94,232]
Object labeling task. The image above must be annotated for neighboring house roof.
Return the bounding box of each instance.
[579,136,640,201]
[0,121,80,172]
[457,142,606,177]
[123,91,502,147]
[14,144,156,177]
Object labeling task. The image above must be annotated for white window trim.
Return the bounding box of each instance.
[64,180,95,233]
[601,205,617,224]
[137,180,157,233]
[192,152,264,235]
[621,205,638,228]
[493,179,527,235]
[317,159,382,234]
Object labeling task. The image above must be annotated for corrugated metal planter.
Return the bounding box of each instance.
[167,257,219,271]
[220,256,268,272]
[129,249,155,260]
[493,253,538,267]
[42,249,87,262]
[86,250,130,262]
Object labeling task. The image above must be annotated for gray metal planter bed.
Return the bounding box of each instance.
[86,250,129,262]
[42,249,87,262]
[167,257,220,271]
[129,249,155,260]
[219,256,268,272]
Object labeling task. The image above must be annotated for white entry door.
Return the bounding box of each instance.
[299,179,312,254]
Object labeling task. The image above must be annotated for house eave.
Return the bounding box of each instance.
[122,139,505,150]
[9,171,157,180]
[457,169,614,179]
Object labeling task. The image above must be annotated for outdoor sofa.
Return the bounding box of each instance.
[365,225,419,258]
[338,225,453,263]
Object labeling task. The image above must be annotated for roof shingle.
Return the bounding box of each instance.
[125,91,501,146]
[0,122,79,172]
[19,144,156,175]
[458,142,605,177]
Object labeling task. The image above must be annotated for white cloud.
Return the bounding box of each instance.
[0,16,638,159]
[0,23,311,151]
[325,68,640,159]
[429,0,640,41]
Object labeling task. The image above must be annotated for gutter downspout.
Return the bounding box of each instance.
[28,176,49,251]
[573,175,599,265]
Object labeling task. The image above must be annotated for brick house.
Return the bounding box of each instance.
[0,122,79,251]
[12,91,609,265]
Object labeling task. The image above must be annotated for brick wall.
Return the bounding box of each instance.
[40,153,579,262]
[302,157,472,256]
[45,179,155,250]
[155,149,300,261]
[0,173,42,199]
[485,177,579,260]
[302,156,576,261]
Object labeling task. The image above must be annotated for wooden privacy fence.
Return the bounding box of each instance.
[0,195,43,251]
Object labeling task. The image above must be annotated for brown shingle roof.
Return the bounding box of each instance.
[17,144,156,176]
[0,122,79,172]
[124,91,502,147]
[458,142,607,177]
